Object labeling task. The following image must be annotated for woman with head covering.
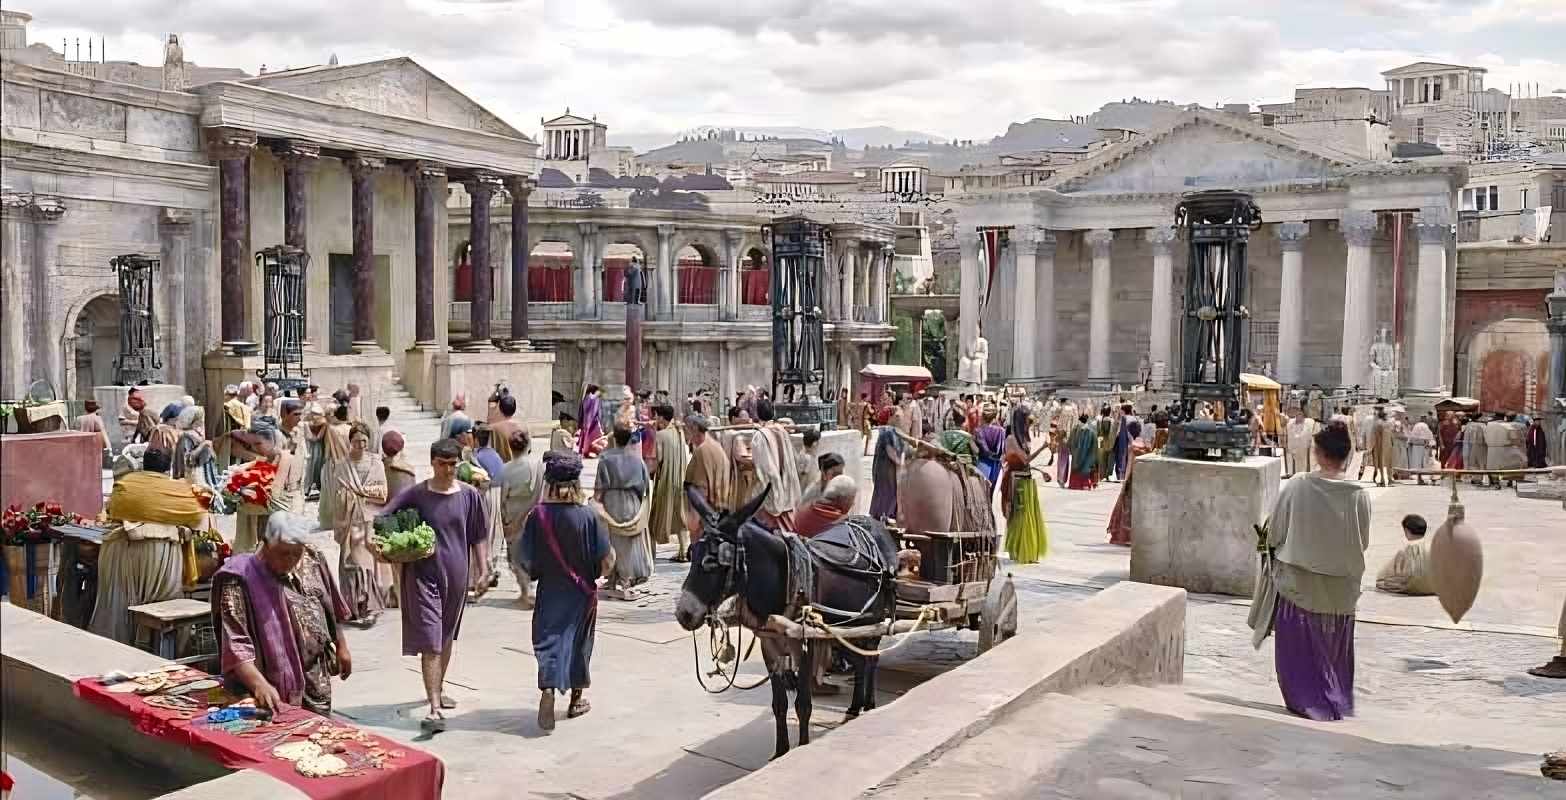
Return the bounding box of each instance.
[577,385,604,459]
[1105,419,1152,546]
[515,450,612,732]
[1001,405,1048,564]
[869,414,906,522]
[145,402,185,471]
[1248,420,1370,721]
[334,421,389,626]
[381,430,417,498]
[973,405,1006,495]
[1066,414,1099,490]
[172,405,212,483]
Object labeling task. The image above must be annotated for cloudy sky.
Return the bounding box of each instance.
[28,0,1566,146]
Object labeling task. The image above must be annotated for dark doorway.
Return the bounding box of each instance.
[329,254,355,355]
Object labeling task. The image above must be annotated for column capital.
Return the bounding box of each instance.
[656,223,676,241]
[1415,208,1449,244]
[462,170,501,198]
[1014,226,1056,255]
[503,174,535,199]
[204,127,256,160]
[1085,228,1114,256]
[723,229,743,247]
[347,154,386,177]
[410,161,448,188]
[577,221,599,236]
[28,195,66,224]
[1341,210,1378,247]
[724,340,744,352]
[1143,226,1177,253]
[159,207,194,230]
[272,140,321,167]
[1276,221,1309,252]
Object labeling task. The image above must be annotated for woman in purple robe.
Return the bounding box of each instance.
[577,385,603,458]
[1248,420,1370,721]
[212,511,352,715]
[973,406,1006,496]
[516,450,612,732]
[379,438,488,733]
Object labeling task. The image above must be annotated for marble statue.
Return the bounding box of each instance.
[1369,324,1397,400]
[958,334,989,387]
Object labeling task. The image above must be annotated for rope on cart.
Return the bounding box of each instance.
[798,604,938,657]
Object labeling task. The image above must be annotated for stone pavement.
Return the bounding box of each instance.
[189,438,1563,798]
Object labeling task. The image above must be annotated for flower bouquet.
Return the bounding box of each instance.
[2,501,83,546]
[372,508,436,564]
[221,460,279,511]
[2,500,83,612]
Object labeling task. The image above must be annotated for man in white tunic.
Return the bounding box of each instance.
[1284,408,1318,478]
[747,398,803,530]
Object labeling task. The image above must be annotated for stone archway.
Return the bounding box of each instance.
[1463,317,1550,413]
[65,293,120,400]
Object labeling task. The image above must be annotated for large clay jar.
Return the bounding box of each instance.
[1429,502,1483,623]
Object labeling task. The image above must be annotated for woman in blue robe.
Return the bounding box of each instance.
[515,451,611,732]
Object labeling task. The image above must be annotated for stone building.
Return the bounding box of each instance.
[1,13,553,426]
[946,109,1468,396]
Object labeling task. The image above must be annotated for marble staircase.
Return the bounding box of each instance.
[383,377,442,474]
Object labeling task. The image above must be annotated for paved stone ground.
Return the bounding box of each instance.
[194,439,1564,799]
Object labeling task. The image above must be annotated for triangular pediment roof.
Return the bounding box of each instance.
[543,113,605,128]
[244,57,529,141]
[1047,109,1364,195]
[1381,61,1483,76]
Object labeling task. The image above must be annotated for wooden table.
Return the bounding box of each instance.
[128,598,211,660]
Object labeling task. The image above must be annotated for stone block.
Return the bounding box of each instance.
[1130,454,1280,596]
[302,351,397,424]
[703,582,1186,800]
[0,431,104,518]
[95,383,186,452]
[400,344,439,411]
[434,348,556,430]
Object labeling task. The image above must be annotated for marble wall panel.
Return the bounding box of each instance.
[40,90,126,141]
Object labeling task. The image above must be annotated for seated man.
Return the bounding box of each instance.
[794,475,858,538]
[213,511,353,715]
[801,452,845,506]
[91,448,209,645]
[1375,514,1435,596]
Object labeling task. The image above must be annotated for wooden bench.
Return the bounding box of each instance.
[127,598,211,660]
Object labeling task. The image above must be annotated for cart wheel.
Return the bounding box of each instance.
[977,575,1019,653]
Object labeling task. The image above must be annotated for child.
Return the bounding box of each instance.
[1375,514,1434,595]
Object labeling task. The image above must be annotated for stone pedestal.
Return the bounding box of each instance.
[434,349,556,431]
[401,345,440,411]
[1130,454,1280,597]
[94,384,186,452]
[302,351,397,420]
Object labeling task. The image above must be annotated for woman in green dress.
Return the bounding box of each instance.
[1001,406,1048,564]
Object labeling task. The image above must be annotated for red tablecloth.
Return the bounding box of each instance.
[74,677,443,800]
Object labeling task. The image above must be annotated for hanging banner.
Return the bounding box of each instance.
[980,228,1004,313]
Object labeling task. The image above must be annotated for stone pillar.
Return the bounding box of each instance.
[591,225,607,319]
[1086,229,1115,382]
[276,142,317,251]
[0,192,31,398]
[462,173,500,349]
[840,239,858,322]
[656,224,675,318]
[1411,209,1449,390]
[1275,222,1309,385]
[208,128,256,351]
[1340,211,1378,388]
[29,198,65,388]
[723,230,743,320]
[1013,229,1039,379]
[409,163,444,347]
[722,340,741,404]
[1145,226,1177,386]
[158,208,194,387]
[958,229,981,362]
[875,244,893,323]
[1546,272,1566,465]
[505,176,533,345]
[1035,230,1057,380]
[346,155,384,353]
[575,223,597,319]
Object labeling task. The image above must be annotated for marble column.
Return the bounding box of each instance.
[29,198,64,387]
[1275,222,1309,385]
[209,129,255,350]
[575,223,597,319]
[874,244,893,323]
[1034,230,1057,380]
[505,176,534,345]
[723,230,743,320]
[958,229,981,362]
[276,142,317,251]
[158,208,194,387]
[656,224,675,318]
[1013,228,1039,379]
[1411,210,1448,390]
[591,225,607,319]
[840,239,858,322]
[0,192,31,397]
[1339,211,1378,388]
[463,173,501,348]
[722,341,741,404]
[1086,229,1115,382]
[346,155,384,352]
[411,162,445,346]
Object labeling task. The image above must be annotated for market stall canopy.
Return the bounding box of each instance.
[860,364,934,382]
[1239,373,1282,390]
[1434,397,1481,411]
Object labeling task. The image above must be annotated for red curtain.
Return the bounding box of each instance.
[602,265,626,303]
[679,267,718,304]
[453,259,473,301]
[526,268,572,302]
[740,269,770,305]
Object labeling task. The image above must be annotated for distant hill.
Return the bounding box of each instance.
[620,124,946,155]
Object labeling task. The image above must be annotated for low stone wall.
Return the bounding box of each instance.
[703,582,1186,800]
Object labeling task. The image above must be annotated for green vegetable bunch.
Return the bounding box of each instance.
[375,509,434,557]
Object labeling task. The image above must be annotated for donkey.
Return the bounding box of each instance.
[674,485,899,759]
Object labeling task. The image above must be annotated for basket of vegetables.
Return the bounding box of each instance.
[372,508,436,564]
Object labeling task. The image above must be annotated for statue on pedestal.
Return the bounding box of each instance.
[1368,324,1398,401]
[958,332,989,388]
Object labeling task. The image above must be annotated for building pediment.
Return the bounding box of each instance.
[1050,111,1360,196]
[1381,61,1481,77]
[543,113,603,128]
[245,57,529,141]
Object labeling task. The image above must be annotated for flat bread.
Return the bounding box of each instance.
[272,741,323,761]
[295,753,348,777]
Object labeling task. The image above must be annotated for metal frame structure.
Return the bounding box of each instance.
[1166,189,1262,460]
[766,216,835,428]
[256,245,310,392]
[109,253,162,386]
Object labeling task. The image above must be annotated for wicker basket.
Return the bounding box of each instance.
[370,537,435,564]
